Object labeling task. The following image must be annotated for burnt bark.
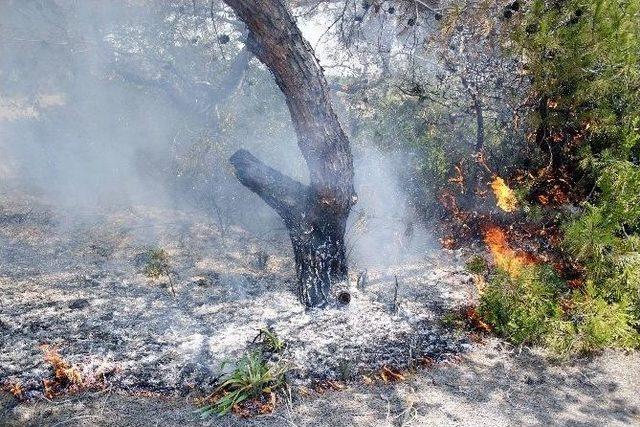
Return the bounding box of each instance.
[223,0,356,307]
[471,98,486,198]
[460,76,487,208]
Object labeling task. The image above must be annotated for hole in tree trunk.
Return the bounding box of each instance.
[337,291,351,305]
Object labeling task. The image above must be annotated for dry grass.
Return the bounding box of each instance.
[41,345,84,398]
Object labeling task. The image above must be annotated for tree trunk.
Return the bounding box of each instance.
[460,76,486,209]
[472,98,485,198]
[223,0,356,308]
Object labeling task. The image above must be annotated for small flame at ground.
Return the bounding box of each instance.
[491,177,518,212]
[484,227,533,278]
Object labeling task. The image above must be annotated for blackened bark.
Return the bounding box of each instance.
[291,225,348,307]
[223,0,355,307]
[460,76,486,208]
[472,99,486,197]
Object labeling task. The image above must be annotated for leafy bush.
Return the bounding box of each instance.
[478,0,640,356]
[479,266,639,356]
[545,285,638,355]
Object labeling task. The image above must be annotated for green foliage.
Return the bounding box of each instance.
[479,265,639,356]
[546,284,639,355]
[479,266,564,344]
[256,327,286,353]
[142,248,170,279]
[483,0,640,355]
[201,351,289,417]
[515,0,640,153]
[465,255,488,274]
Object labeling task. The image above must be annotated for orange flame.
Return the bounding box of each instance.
[484,227,534,278]
[491,177,518,212]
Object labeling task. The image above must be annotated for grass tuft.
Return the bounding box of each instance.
[142,248,170,279]
[201,351,289,417]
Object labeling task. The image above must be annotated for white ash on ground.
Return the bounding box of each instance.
[0,195,476,400]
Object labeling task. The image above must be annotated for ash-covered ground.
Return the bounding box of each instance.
[0,193,476,400]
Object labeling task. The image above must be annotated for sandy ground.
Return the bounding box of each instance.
[1,194,639,426]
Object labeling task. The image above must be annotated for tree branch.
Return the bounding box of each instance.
[223,0,355,208]
[229,149,308,226]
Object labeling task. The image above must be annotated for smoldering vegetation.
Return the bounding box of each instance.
[0,0,459,402]
[2,1,639,424]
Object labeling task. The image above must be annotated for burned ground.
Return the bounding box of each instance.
[1,193,638,426]
[0,193,473,401]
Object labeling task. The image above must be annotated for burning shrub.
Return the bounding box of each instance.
[475,0,640,356]
[40,345,84,398]
[483,227,536,278]
[491,177,518,213]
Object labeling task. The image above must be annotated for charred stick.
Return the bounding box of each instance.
[393,275,399,313]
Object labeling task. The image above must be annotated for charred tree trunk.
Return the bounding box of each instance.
[472,98,486,196]
[460,76,487,209]
[223,0,356,307]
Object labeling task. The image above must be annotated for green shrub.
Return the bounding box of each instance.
[479,266,564,344]
[483,0,640,356]
[479,265,639,355]
[465,255,488,274]
[546,284,639,355]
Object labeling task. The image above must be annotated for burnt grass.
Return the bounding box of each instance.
[0,197,476,400]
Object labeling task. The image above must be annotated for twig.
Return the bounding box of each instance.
[356,269,368,291]
[393,275,399,314]
[167,271,177,298]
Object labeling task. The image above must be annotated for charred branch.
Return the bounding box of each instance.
[229,149,307,227]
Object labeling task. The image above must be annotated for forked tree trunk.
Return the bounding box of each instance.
[223,0,356,307]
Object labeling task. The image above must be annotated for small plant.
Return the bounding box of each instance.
[440,311,462,330]
[256,327,285,353]
[142,248,175,296]
[479,265,639,356]
[201,351,289,417]
[479,266,564,344]
[545,284,639,356]
[143,248,170,278]
[465,255,488,274]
